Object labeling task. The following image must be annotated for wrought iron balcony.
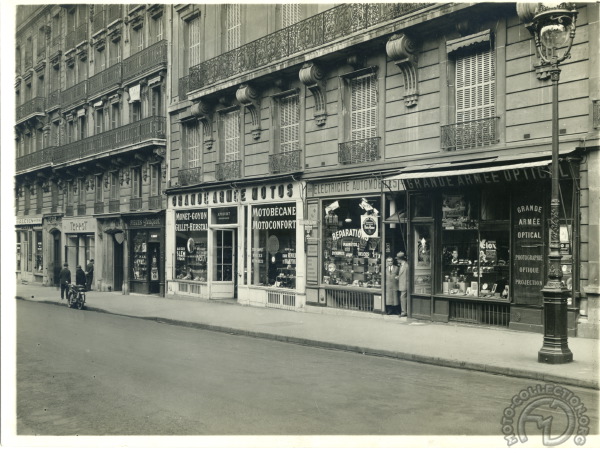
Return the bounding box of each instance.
[269,149,302,174]
[54,116,166,164]
[216,160,242,181]
[178,166,202,186]
[94,201,105,214]
[47,90,61,110]
[16,146,55,173]
[441,117,499,151]
[65,205,74,216]
[338,137,380,165]
[77,204,87,216]
[122,39,168,82]
[61,80,88,109]
[88,63,122,96]
[178,76,189,101]
[188,2,429,92]
[130,198,142,211]
[149,195,161,210]
[16,97,46,121]
[109,199,120,213]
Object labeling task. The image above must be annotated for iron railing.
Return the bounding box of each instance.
[149,195,161,210]
[449,300,510,327]
[88,62,122,95]
[16,146,55,173]
[441,117,499,151]
[61,80,88,108]
[178,76,189,101]
[188,3,430,92]
[47,90,61,110]
[130,197,142,211]
[326,288,374,312]
[54,116,166,164]
[65,205,74,216]
[338,137,380,164]
[266,290,297,311]
[77,204,87,216]
[109,199,120,213]
[178,166,202,186]
[269,149,302,174]
[94,201,105,214]
[215,160,242,181]
[16,97,46,121]
[122,39,168,82]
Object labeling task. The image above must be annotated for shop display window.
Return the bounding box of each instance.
[175,209,208,281]
[322,197,381,289]
[16,233,21,271]
[413,224,432,294]
[131,231,148,280]
[251,203,296,289]
[35,231,43,272]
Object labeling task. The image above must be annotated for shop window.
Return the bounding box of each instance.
[250,203,297,289]
[131,231,148,280]
[175,209,208,281]
[16,232,21,272]
[25,231,31,272]
[413,224,433,294]
[35,230,43,273]
[322,197,382,288]
[224,4,241,52]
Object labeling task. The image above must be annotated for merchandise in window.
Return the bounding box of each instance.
[35,231,43,272]
[322,197,381,288]
[251,203,296,289]
[413,224,432,294]
[175,209,208,282]
[131,231,148,280]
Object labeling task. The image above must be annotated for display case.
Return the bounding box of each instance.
[413,224,432,294]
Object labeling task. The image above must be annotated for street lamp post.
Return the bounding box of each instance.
[517,2,578,364]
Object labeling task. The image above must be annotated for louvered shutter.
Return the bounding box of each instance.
[226,4,241,51]
[280,94,299,153]
[456,48,495,123]
[351,74,377,141]
[282,4,300,27]
[188,16,201,67]
[224,111,240,162]
[186,123,201,168]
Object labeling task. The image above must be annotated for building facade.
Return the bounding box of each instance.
[15,3,600,338]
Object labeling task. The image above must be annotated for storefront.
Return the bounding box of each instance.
[63,216,96,270]
[124,215,165,296]
[384,159,579,333]
[167,181,305,308]
[16,216,44,284]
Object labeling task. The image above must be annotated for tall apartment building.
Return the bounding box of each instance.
[15,4,169,296]
[15,4,599,338]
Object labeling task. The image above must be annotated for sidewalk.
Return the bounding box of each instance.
[15,283,599,390]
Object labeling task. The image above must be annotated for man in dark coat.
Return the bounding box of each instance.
[75,265,87,287]
[59,263,71,300]
[86,259,94,291]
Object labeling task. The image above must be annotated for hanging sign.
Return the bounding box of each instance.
[361,214,379,238]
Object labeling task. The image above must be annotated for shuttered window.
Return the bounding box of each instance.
[186,123,201,168]
[188,16,201,67]
[280,94,299,153]
[282,4,300,27]
[455,48,495,123]
[350,73,377,141]
[110,172,119,200]
[223,111,240,162]
[225,4,241,51]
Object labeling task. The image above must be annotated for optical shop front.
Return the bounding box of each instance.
[384,159,580,333]
[166,181,305,308]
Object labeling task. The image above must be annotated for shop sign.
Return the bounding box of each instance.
[307,177,401,197]
[212,207,238,225]
[251,205,296,230]
[64,217,94,233]
[171,183,296,208]
[127,217,163,228]
[16,217,43,226]
[175,209,208,232]
[361,214,379,238]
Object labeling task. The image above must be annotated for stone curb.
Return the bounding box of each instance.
[17,296,599,391]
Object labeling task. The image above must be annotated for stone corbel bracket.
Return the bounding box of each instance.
[236,84,261,140]
[300,62,327,126]
[386,33,419,107]
[191,99,214,150]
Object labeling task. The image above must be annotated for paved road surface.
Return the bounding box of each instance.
[17,300,599,439]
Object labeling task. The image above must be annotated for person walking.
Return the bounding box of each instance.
[397,253,408,317]
[86,259,94,291]
[384,256,399,315]
[58,263,71,300]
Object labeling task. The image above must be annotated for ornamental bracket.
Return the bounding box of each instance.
[386,33,419,107]
[300,62,327,126]
[191,98,214,150]
[236,84,261,140]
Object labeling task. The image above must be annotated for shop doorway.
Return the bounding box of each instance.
[148,242,160,294]
[52,231,61,286]
[113,234,124,292]
[212,229,236,298]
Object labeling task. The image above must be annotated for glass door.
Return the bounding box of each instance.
[212,229,236,298]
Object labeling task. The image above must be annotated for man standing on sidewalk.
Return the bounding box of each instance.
[86,259,94,291]
[59,263,71,300]
[397,252,408,317]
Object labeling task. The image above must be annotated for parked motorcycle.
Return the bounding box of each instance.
[67,284,86,310]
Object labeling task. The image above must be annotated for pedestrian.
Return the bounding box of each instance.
[58,263,71,300]
[86,258,94,291]
[76,264,87,287]
[384,256,399,315]
[397,252,408,317]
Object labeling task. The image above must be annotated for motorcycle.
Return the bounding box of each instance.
[67,284,86,309]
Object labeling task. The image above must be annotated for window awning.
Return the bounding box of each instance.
[446,29,492,55]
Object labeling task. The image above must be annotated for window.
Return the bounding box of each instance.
[151,85,162,117]
[187,15,201,69]
[455,48,496,124]
[131,101,141,123]
[50,67,60,93]
[95,108,105,134]
[36,182,43,213]
[65,181,72,208]
[77,57,87,83]
[110,172,119,200]
[37,76,45,97]
[35,231,43,273]
[109,39,121,66]
[223,110,240,162]
[51,180,59,211]
[350,73,377,140]
[66,67,75,88]
[35,128,43,152]
[78,114,87,140]
[132,167,142,198]
[131,27,144,53]
[131,231,148,280]
[281,4,300,28]
[150,163,161,196]
[224,4,241,51]
[185,122,202,169]
[149,14,163,44]
[175,209,208,281]
[110,103,120,129]
[67,119,74,144]
[24,186,31,213]
[95,175,103,202]
[16,232,21,271]
[77,178,85,204]
[279,94,300,153]
[96,47,106,72]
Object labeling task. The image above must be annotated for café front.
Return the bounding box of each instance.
[166,181,305,308]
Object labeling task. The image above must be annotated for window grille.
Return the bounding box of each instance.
[188,15,201,68]
[186,123,201,168]
[456,48,495,123]
[350,73,377,141]
[223,110,240,162]
[280,94,299,153]
[282,4,300,28]
[225,4,241,51]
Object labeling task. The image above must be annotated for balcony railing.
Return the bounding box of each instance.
[441,117,499,151]
[47,90,61,110]
[122,39,168,82]
[216,160,242,181]
[130,197,142,211]
[109,199,120,213]
[77,204,87,216]
[338,137,380,165]
[149,195,161,210]
[16,97,46,121]
[269,149,302,174]
[178,166,202,186]
[16,146,55,173]
[188,3,430,93]
[65,205,74,216]
[88,62,122,95]
[94,201,105,214]
[54,116,166,164]
[61,80,88,108]
[178,76,189,101]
